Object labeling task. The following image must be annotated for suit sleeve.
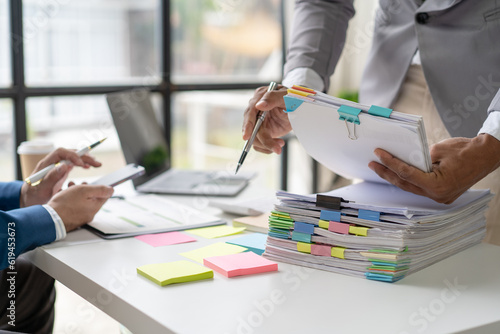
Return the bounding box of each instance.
[0,181,23,211]
[1,182,57,270]
[284,0,355,92]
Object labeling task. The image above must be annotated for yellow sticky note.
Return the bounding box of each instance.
[180,242,248,263]
[296,242,311,253]
[318,220,329,229]
[137,260,213,286]
[186,225,246,239]
[331,247,346,259]
[349,226,369,236]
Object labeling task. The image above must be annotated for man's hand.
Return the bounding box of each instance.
[242,84,291,154]
[368,134,500,204]
[48,184,114,232]
[20,148,102,208]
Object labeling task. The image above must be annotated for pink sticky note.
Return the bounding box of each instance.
[329,221,350,234]
[203,252,278,278]
[135,232,196,247]
[311,244,332,257]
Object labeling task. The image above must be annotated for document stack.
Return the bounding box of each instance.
[263,182,492,282]
[262,85,493,283]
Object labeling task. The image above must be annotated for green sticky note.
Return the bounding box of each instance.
[186,225,246,239]
[137,260,213,286]
[180,242,248,263]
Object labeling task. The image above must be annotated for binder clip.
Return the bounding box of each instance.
[337,105,361,140]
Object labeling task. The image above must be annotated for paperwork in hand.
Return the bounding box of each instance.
[284,85,431,182]
[86,194,225,239]
[262,85,492,283]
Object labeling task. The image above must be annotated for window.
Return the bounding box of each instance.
[1,0,285,190]
[0,99,14,181]
[23,0,161,86]
[0,0,10,86]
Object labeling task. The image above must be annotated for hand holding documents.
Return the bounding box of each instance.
[261,85,492,282]
[283,85,431,182]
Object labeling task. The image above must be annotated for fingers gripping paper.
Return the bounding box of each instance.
[285,92,431,183]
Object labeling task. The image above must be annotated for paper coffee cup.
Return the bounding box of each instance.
[17,140,55,180]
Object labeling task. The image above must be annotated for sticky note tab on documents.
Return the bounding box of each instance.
[186,225,246,239]
[180,242,247,263]
[137,260,213,286]
[203,252,278,278]
[135,232,196,247]
[297,242,312,253]
[331,247,346,259]
[349,226,369,236]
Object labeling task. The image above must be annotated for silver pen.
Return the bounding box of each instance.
[235,82,278,174]
[25,137,107,186]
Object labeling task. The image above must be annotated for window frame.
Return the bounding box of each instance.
[1,0,287,188]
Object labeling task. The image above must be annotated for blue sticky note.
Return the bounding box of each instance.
[320,210,341,222]
[294,222,315,234]
[358,209,380,222]
[226,233,268,256]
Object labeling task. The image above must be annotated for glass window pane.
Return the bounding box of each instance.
[0,99,14,181]
[171,90,279,189]
[26,95,126,179]
[24,0,161,86]
[172,0,282,84]
[0,0,11,86]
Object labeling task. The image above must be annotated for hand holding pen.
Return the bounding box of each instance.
[25,138,106,186]
[238,82,291,173]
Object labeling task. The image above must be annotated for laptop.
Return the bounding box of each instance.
[106,89,254,196]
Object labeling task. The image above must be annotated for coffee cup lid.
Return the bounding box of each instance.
[17,140,55,155]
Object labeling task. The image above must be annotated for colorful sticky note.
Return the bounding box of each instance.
[296,242,311,253]
[318,220,329,229]
[135,232,196,247]
[331,247,346,259]
[180,242,248,263]
[203,252,278,278]
[137,260,213,286]
[186,225,246,239]
[294,222,315,234]
[311,244,332,257]
[349,226,369,236]
[329,221,350,234]
[226,233,267,255]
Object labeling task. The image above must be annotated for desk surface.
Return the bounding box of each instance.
[26,187,500,334]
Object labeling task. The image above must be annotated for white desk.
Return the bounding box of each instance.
[25,188,500,334]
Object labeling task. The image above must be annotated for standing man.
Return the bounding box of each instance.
[242,0,500,244]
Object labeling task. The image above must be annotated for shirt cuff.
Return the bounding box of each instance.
[42,204,67,241]
[282,67,325,92]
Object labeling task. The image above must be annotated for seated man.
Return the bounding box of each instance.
[0,148,114,333]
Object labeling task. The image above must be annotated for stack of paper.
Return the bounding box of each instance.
[263,182,492,283]
[283,85,432,182]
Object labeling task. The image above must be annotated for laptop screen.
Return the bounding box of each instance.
[106,89,170,187]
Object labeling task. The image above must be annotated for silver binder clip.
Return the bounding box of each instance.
[344,119,357,140]
[338,105,361,141]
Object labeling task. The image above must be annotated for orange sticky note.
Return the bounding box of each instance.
[203,252,278,278]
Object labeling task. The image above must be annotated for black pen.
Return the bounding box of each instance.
[235,82,278,174]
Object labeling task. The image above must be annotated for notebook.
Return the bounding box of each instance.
[106,89,254,196]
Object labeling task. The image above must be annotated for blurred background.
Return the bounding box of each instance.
[0,0,377,332]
